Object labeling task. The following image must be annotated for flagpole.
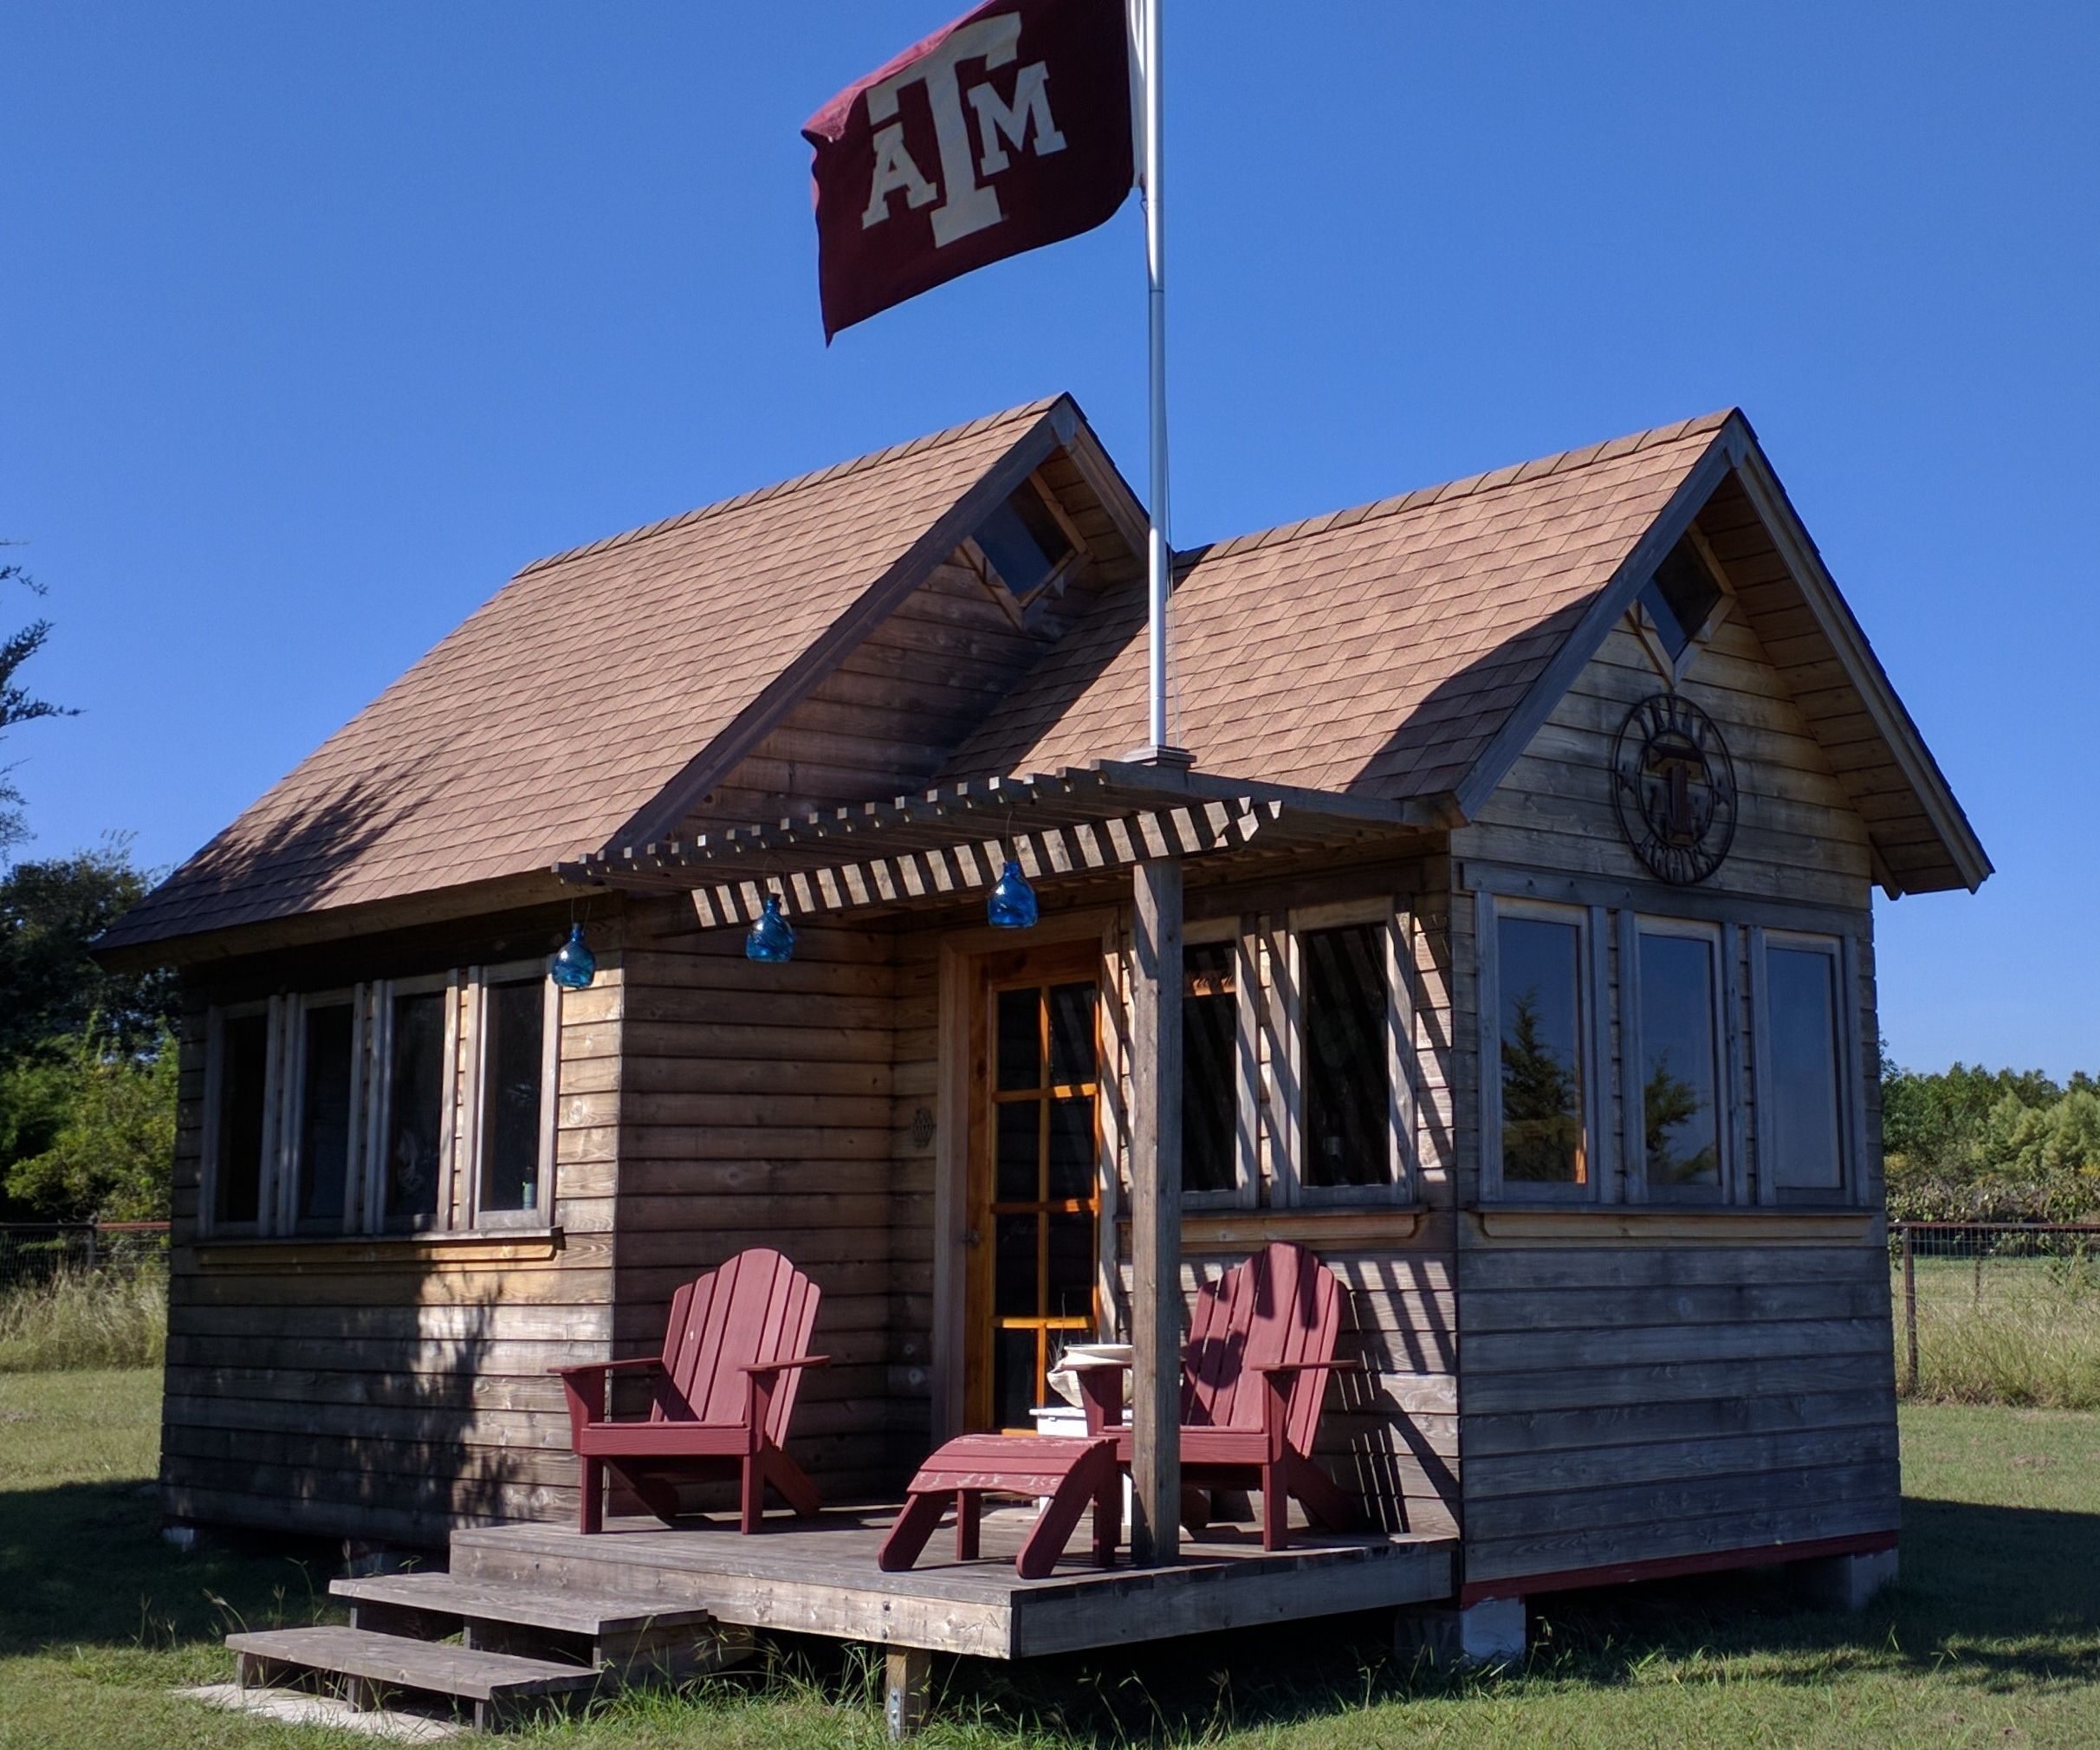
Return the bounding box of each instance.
[1141,0,1171,761]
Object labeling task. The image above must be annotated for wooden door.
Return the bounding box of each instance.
[965,943,1102,1432]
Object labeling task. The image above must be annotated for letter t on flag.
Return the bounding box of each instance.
[804,0,1136,340]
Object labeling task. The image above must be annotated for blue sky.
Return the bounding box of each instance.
[4,3,2094,1076]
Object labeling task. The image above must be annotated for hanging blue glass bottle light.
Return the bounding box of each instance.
[745,892,796,962]
[987,852,1039,930]
[550,922,597,990]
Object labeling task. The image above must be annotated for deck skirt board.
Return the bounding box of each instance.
[447,1510,1457,1659]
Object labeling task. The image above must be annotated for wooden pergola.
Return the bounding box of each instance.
[560,758,1434,1564]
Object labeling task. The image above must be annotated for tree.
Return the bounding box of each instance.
[4,1027,176,1222]
[0,841,176,1059]
[0,550,74,851]
[1501,989,1580,1182]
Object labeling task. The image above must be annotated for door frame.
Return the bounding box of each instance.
[930,908,1118,1442]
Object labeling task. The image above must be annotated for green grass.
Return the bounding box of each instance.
[0,1372,2095,1747]
[0,1270,167,1373]
[1896,1256,2100,1410]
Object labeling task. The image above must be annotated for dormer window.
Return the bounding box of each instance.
[973,482,1076,611]
[1638,539,1724,663]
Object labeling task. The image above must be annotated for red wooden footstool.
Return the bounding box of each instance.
[878,1436,1121,1581]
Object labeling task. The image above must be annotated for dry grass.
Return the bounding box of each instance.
[1896,1256,2100,1410]
[0,1267,167,1372]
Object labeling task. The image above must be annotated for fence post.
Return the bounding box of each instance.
[85,1223,100,1274]
[1901,1222,1919,1397]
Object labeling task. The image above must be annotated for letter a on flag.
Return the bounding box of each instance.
[805,0,1135,339]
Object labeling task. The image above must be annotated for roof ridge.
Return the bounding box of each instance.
[513,395,1062,580]
[1190,408,1738,564]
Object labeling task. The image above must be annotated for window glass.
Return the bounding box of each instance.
[296,1003,356,1227]
[1766,945,1844,1193]
[384,989,447,1228]
[975,484,1073,604]
[1639,540,1722,659]
[214,1011,270,1226]
[1303,924,1389,1188]
[1638,931,1721,1189]
[1498,914,1585,1184]
[1182,942,1237,1195]
[477,980,545,1216]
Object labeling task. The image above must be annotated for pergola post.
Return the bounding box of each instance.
[1128,855,1183,1565]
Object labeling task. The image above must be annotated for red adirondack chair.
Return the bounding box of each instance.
[1073,1240,1356,1551]
[553,1248,827,1535]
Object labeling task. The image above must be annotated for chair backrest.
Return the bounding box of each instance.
[653,1248,821,1443]
[1181,1240,1343,1455]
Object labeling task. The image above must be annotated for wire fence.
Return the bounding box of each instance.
[1892,1220,2100,1408]
[0,1222,169,1295]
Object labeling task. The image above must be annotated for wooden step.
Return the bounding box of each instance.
[333,1572,717,1639]
[228,1625,600,1731]
[331,1571,752,1679]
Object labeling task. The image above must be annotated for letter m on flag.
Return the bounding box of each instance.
[804,0,1135,339]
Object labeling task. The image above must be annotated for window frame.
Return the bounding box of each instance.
[280,987,366,1237]
[462,959,562,1231]
[363,972,463,1235]
[1748,926,1865,1208]
[1478,893,1605,1205]
[200,997,282,1237]
[1177,919,1258,1210]
[1621,914,1734,1206]
[1276,898,1416,1209]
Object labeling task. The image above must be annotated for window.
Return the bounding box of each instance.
[974,482,1074,607]
[380,985,450,1231]
[1181,939,1243,1201]
[211,1007,273,1229]
[200,959,562,1239]
[1494,909,1589,1190]
[1300,922,1391,1191]
[474,972,556,1222]
[1631,923,1723,1198]
[1757,933,1849,1200]
[291,996,359,1231]
[1638,538,1723,662]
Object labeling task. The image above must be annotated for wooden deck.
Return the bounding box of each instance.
[450,1507,1459,1660]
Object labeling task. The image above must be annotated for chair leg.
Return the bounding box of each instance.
[579,1457,604,1535]
[762,1444,825,1520]
[1017,1447,1118,1581]
[955,1491,982,1561]
[1280,1451,1357,1533]
[877,1492,950,1573]
[1260,1462,1288,1552]
[1092,1469,1119,1567]
[739,1453,764,1534]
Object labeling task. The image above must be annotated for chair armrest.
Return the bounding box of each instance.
[550,1356,664,1441]
[1066,1359,1126,1436]
[551,1357,664,1380]
[1248,1358,1363,1375]
[736,1354,830,1375]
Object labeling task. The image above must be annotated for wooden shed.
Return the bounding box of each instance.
[99,395,1987,1668]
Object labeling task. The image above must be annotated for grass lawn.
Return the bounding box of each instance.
[0,1372,2095,1747]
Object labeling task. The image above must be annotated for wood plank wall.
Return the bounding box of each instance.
[161,916,622,1545]
[1446,601,1898,1590]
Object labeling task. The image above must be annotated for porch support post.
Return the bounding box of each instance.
[1129,855,1183,1565]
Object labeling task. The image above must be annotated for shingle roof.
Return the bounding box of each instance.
[97,399,1060,954]
[942,413,1734,798]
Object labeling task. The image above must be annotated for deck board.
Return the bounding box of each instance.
[450,1507,1456,1659]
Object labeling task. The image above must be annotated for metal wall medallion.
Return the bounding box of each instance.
[1611,692,1738,885]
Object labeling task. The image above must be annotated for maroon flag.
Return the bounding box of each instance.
[805,0,1136,339]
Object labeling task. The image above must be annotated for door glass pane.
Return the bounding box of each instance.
[1767,946,1844,1192]
[1046,1212,1094,1319]
[1046,1097,1094,1200]
[1498,914,1585,1184]
[994,1214,1039,1316]
[1182,943,1237,1194]
[1638,931,1721,1189]
[215,1011,269,1226]
[1047,982,1096,1084]
[297,1003,355,1226]
[1304,924,1389,1187]
[996,988,1040,1091]
[993,1328,1038,1429]
[385,990,447,1227]
[995,1102,1040,1202]
[478,980,545,1215]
